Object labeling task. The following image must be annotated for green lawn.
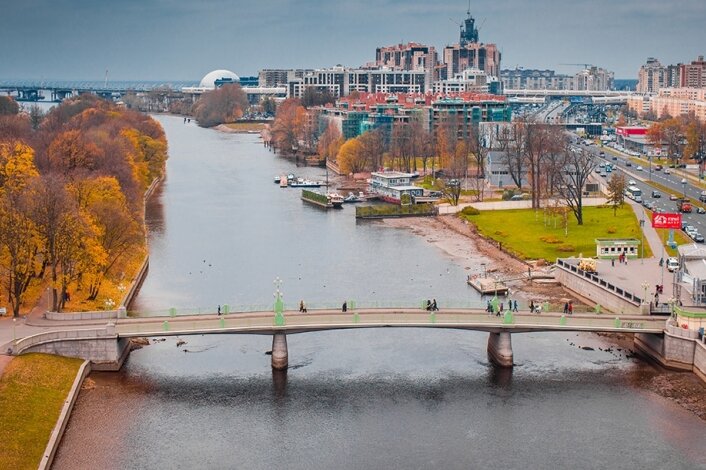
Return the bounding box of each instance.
[0,354,83,470]
[460,205,651,261]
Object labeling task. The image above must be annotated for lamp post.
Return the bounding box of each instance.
[641,281,649,305]
[273,277,285,326]
[639,219,645,264]
[13,317,16,345]
[648,155,652,181]
[681,178,687,199]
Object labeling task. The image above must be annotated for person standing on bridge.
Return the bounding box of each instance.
[299,300,307,313]
[217,305,221,315]
[568,301,573,315]
[431,299,438,311]
[342,301,347,312]
[513,300,518,312]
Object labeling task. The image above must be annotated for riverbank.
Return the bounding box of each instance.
[383,215,571,304]
[0,354,84,470]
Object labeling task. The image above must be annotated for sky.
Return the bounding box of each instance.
[1,0,705,81]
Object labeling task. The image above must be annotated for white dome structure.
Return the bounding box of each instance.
[198,69,240,89]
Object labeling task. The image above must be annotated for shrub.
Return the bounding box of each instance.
[557,244,575,252]
[460,206,480,216]
[606,226,617,234]
[539,236,562,244]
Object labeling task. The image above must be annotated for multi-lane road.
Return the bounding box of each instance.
[587,144,706,239]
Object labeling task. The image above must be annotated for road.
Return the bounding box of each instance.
[586,143,706,241]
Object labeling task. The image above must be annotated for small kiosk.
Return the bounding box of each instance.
[595,238,640,259]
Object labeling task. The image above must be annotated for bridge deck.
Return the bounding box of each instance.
[114,309,667,337]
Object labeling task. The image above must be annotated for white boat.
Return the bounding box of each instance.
[327,193,344,208]
[279,175,288,188]
[343,191,366,203]
[289,178,324,188]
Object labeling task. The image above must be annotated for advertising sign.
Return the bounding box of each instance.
[651,212,682,229]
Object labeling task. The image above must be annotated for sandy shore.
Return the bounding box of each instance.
[382,214,573,304]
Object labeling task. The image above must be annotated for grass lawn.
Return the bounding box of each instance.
[460,205,651,261]
[0,354,83,470]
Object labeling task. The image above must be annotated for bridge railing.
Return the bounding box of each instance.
[556,258,641,305]
[129,299,605,318]
[10,327,113,355]
[115,310,665,337]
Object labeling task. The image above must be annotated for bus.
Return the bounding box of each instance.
[626,185,642,202]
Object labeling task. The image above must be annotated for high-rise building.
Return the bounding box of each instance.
[679,56,706,88]
[374,42,438,90]
[442,9,501,78]
[637,58,666,93]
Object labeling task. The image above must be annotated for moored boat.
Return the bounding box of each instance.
[328,192,344,208]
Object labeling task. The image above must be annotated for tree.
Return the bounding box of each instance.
[28,175,75,312]
[606,172,627,216]
[47,129,101,176]
[555,146,598,225]
[0,142,39,194]
[0,191,41,317]
[28,104,44,130]
[337,137,367,174]
[316,122,343,162]
[0,96,19,116]
[271,99,307,154]
[262,97,277,116]
[498,123,526,189]
[301,88,335,108]
[192,84,249,128]
[357,128,385,171]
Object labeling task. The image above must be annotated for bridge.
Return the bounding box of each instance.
[504,89,632,105]
[6,308,667,371]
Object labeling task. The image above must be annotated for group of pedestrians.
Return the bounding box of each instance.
[425,299,439,311]
[562,301,574,315]
[486,299,519,316]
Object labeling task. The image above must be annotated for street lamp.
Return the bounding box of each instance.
[681,178,687,198]
[641,281,649,305]
[12,317,16,345]
[639,219,645,264]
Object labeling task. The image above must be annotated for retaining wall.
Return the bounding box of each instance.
[38,360,91,470]
[12,326,130,370]
[554,264,641,315]
[694,341,706,383]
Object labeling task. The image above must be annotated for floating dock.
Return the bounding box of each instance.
[467,277,509,295]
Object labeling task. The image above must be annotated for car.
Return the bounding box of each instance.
[626,161,632,167]
[655,165,663,171]
[696,234,706,243]
[698,207,706,214]
[652,190,661,198]
[670,194,678,200]
[664,168,671,174]
[643,201,654,210]
[636,166,643,171]
[612,156,618,161]
[509,195,525,201]
[667,257,680,272]
[628,180,636,185]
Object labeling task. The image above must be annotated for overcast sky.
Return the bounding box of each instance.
[1,0,704,81]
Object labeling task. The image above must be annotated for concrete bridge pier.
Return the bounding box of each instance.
[487,332,513,367]
[271,332,288,370]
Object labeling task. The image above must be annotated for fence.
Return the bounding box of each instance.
[556,258,642,305]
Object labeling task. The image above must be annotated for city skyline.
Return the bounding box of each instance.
[1,0,705,81]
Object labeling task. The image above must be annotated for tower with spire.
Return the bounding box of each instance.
[460,4,479,45]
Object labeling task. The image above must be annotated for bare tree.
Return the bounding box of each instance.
[555,145,598,225]
[498,123,526,189]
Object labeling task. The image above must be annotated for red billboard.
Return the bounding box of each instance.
[652,212,682,229]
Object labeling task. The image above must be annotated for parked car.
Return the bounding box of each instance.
[667,257,679,272]
[664,168,671,174]
[696,234,705,243]
[698,207,706,214]
[670,194,678,200]
[652,190,661,198]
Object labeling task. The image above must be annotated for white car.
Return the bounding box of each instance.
[636,166,643,171]
[667,257,679,272]
[628,180,636,185]
[664,168,671,175]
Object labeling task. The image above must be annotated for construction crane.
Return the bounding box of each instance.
[559,63,595,69]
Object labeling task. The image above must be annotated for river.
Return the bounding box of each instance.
[53,115,706,469]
